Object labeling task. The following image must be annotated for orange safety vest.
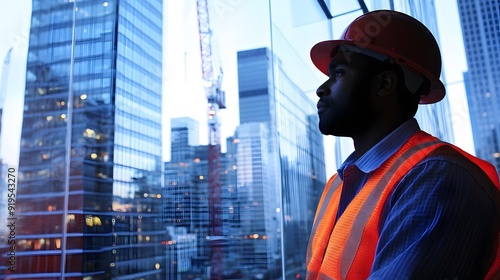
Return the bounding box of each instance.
[306,131,500,280]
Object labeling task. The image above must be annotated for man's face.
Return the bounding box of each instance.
[316,51,378,137]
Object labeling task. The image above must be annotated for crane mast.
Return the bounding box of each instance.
[196,0,225,279]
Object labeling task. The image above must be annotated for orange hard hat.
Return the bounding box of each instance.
[310,10,445,104]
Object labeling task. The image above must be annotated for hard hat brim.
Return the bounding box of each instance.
[310,40,446,104]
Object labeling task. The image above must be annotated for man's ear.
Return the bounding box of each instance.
[376,70,398,97]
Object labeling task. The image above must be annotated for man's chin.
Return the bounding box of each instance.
[318,123,335,136]
[318,122,348,137]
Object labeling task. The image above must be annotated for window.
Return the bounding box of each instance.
[0,0,492,279]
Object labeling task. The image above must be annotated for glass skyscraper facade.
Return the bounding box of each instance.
[231,122,280,279]
[164,118,239,278]
[237,47,326,279]
[457,0,500,173]
[2,0,479,279]
[163,46,327,278]
[9,0,165,279]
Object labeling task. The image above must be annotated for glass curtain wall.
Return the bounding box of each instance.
[4,0,165,279]
[2,0,471,279]
[163,1,335,279]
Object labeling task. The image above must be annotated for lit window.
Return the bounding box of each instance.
[86,216,102,227]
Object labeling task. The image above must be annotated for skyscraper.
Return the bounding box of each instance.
[11,1,165,279]
[231,122,279,278]
[237,47,326,279]
[457,0,500,172]
[164,47,327,279]
[170,117,199,163]
[164,117,239,279]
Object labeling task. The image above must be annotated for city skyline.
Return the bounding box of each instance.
[161,44,327,278]
[0,0,475,177]
[0,0,494,279]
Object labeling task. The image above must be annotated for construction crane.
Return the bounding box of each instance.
[195,0,226,279]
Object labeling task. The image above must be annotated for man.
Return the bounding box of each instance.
[306,10,500,280]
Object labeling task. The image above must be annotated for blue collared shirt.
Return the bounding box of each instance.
[335,118,498,279]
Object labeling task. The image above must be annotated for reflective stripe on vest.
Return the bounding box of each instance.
[306,131,500,280]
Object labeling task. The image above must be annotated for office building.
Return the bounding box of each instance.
[164,49,328,278]
[457,0,500,172]
[230,122,279,279]
[12,1,165,279]
[170,117,199,163]
[237,47,326,278]
[164,117,240,278]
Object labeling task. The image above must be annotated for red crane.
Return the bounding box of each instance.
[195,0,226,279]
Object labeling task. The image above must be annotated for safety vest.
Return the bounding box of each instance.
[306,131,500,280]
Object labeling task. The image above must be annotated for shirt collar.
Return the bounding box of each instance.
[337,118,421,180]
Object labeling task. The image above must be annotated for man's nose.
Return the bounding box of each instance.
[316,80,331,98]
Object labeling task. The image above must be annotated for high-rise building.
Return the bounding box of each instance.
[237,47,326,279]
[231,122,280,278]
[164,117,200,230]
[11,1,165,279]
[163,46,326,279]
[170,117,199,163]
[457,0,500,172]
[164,117,240,279]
